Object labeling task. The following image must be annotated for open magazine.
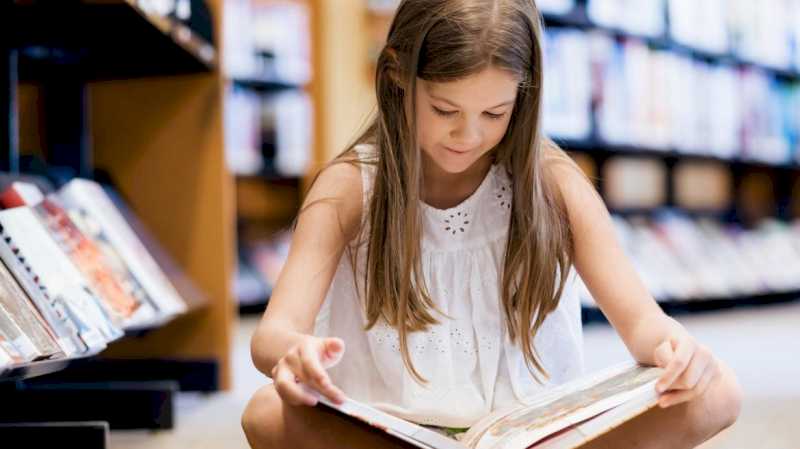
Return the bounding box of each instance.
[308,362,663,449]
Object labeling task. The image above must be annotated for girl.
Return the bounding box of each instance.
[243,1,742,448]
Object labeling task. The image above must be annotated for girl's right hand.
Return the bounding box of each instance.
[271,336,346,406]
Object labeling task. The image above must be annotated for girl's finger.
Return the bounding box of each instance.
[283,350,307,382]
[658,360,718,408]
[273,361,317,406]
[674,346,710,390]
[693,360,718,397]
[299,343,345,403]
[321,337,345,369]
[657,337,694,393]
[658,388,695,408]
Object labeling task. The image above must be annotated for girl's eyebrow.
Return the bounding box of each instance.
[429,94,515,110]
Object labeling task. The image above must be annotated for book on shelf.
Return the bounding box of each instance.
[587,0,665,38]
[0,302,43,363]
[0,207,121,347]
[104,183,208,311]
[59,179,188,318]
[0,250,64,361]
[309,362,662,449]
[0,182,160,328]
[0,188,88,357]
[0,239,87,358]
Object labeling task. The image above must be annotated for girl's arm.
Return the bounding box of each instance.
[250,161,363,404]
[549,156,720,407]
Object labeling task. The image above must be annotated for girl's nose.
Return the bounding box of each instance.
[450,119,482,149]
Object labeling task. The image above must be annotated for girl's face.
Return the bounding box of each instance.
[416,67,519,174]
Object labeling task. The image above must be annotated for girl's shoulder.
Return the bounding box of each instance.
[538,140,605,231]
[302,148,367,244]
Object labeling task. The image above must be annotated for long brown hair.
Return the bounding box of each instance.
[309,0,575,383]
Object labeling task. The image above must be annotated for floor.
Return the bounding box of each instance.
[109,301,800,449]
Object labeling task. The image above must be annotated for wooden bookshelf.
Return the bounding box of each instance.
[13,0,235,389]
[90,1,233,389]
[12,0,216,81]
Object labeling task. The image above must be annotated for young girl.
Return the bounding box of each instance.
[243,1,742,447]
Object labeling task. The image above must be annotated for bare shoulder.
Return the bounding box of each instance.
[540,141,600,213]
[300,157,365,244]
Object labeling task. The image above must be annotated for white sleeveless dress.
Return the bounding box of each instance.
[314,144,584,428]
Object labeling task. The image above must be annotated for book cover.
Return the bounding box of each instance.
[0,207,121,346]
[60,179,188,317]
[104,187,208,312]
[0,248,63,360]
[309,362,662,449]
[0,182,158,326]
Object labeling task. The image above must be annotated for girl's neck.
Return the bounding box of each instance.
[421,152,493,210]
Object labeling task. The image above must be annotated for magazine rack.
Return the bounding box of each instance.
[1,1,233,447]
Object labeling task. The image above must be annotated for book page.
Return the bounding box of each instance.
[311,389,467,449]
[468,363,662,449]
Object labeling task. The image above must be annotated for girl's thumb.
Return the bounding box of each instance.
[321,337,345,369]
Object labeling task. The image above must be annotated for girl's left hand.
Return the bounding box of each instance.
[653,333,720,408]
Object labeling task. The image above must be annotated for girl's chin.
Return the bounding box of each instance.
[433,158,474,174]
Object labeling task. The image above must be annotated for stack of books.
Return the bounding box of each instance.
[543,29,800,164]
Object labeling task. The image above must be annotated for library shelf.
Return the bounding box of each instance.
[10,0,216,81]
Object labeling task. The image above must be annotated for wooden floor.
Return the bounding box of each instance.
[109,301,800,449]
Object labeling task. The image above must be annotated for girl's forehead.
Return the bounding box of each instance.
[421,67,519,107]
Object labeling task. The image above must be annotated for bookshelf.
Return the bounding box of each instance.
[540,5,800,81]
[1,356,79,383]
[7,0,232,387]
[232,76,301,92]
[1,0,233,443]
[222,0,309,312]
[12,0,216,80]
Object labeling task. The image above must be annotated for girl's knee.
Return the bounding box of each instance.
[709,362,742,430]
[689,361,742,441]
[242,385,282,449]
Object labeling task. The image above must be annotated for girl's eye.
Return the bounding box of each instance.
[431,106,506,120]
[484,111,506,120]
[432,106,457,117]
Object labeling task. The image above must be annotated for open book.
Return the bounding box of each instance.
[309,362,663,449]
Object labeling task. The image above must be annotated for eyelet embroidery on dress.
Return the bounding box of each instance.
[371,321,400,351]
[449,325,477,357]
[443,211,471,235]
[495,178,512,211]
